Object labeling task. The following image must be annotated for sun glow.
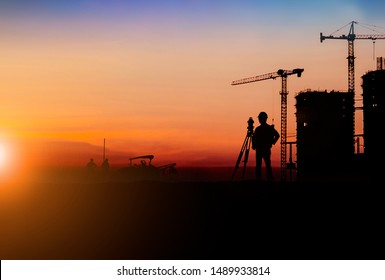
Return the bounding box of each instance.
[0,144,7,170]
[0,137,20,180]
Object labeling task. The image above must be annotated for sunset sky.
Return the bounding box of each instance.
[1,0,385,180]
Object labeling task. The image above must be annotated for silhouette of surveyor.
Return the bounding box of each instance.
[252,112,280,181]
[86,158,97,171]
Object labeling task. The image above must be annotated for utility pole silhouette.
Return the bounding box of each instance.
[103,138,106,161]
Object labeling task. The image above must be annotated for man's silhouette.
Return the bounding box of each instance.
[86,158,97,171]
[252,112,280,181]
[101,158,110,171]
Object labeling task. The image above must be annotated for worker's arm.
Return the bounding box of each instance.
[272,127,280,145]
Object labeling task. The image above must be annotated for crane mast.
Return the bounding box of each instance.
[232,68,304,182]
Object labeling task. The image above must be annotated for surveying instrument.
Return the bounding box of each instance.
[231,117,254,180]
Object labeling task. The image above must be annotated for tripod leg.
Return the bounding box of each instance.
[242,137,252,179]
[231,136,248,180]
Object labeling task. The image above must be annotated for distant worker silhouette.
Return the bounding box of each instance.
[101,158,110,171]
[252,112,280,181]
[86,158,97,171]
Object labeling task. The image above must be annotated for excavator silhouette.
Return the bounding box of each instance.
[118,154,177,181]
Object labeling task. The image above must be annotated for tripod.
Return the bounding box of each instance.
[231,117,254,180]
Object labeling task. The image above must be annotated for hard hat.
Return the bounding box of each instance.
[258,112,268,119]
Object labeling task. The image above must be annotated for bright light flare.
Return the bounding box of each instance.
[0,144,7,169]
[0,136,20,181]
[0,144,12,180]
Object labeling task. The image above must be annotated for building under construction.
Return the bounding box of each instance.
[361,58,385,173]
[295,90,355,179]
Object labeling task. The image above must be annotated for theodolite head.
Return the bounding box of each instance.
[247,117,254,135]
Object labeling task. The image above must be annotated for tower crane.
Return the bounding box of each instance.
[320,21,385,95]
[320,21,385,136]
[232,68,304,182]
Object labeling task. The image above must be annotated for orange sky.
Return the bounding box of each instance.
[1,1,385,182]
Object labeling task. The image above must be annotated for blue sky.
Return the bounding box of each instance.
[1,1,385,20]
[2,1,385,37]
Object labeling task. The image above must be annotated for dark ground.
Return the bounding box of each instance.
[1,167,384,260]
